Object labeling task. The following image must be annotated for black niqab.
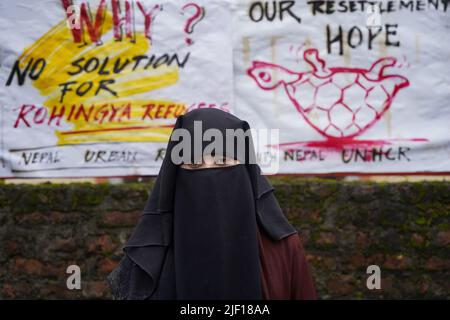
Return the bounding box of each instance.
[174,165,261,299]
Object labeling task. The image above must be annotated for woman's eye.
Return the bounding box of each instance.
[181,163,203,169]
[215,157,227,165]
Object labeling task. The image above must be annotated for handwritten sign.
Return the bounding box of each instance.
[0,0,449,177]
[0,0,232,177]
[234,0,450,174]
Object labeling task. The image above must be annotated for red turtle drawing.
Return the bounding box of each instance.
[247,48,410,140]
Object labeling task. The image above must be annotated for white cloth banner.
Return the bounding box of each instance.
[233,0,450,174]
[0,0,233,177]
[0,0,449,177]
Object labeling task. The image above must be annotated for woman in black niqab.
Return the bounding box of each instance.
[107,108,313,300]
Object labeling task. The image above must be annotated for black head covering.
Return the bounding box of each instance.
[107,108,297,300]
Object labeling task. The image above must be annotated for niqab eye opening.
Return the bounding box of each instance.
[180,154,240,170]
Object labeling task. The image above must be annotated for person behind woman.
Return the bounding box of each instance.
[107,108,317,300]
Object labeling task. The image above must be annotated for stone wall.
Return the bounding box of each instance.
[0,178,448,299]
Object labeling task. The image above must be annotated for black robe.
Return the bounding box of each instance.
[107,108,315,299]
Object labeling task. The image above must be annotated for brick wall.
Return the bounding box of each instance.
[0,178,449,299]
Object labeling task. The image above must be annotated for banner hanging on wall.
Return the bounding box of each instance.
[0,0,449,177]
[233,0,450,174]
[0,0,233,177]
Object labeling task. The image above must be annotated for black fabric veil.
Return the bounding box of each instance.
[107,108,297,299]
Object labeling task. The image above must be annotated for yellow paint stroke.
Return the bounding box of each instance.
[270,36,281,121]
[415,34,421,63]
[18,12,184,144]
[378,34,388,57]
[342,31,351,67]
[242,36,250,64]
